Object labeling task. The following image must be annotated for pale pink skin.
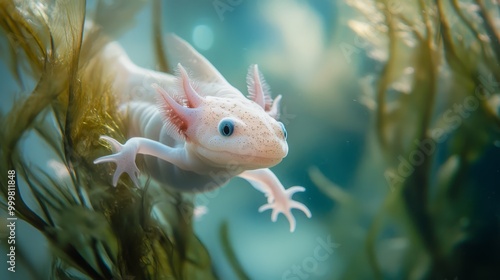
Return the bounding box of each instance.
[94,35,311,232]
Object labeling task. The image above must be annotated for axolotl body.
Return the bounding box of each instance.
[94,35,311,232]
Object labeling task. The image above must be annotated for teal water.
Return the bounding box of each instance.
[1,0,499,279]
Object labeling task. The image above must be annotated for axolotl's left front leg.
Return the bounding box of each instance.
[238,169,312,232]
[94,136,189,187]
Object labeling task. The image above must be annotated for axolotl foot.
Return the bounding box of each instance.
[238,169,312,232]
[259,186,312,232]
[94,136,141,187]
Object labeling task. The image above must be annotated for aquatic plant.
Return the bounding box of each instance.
[313,0,500,278]
[0,0,216,279]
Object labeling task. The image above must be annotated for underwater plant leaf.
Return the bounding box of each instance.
[152,0,170,73]
[346,0,500,278]
[474,0,500,62]
[449,0,500,76]
[308,166,351,206]
[220,221,250,280]
[1,0,217,279]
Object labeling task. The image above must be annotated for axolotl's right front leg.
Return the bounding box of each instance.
[94,136,188,187]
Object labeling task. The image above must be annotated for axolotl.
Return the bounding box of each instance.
[94,35,311,232]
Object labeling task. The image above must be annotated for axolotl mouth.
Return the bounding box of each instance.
[192,145,287,171]
[225,150,285,168]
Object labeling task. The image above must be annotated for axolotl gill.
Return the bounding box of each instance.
[94,34,311,232]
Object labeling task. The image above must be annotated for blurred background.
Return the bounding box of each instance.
[1,0,499,279]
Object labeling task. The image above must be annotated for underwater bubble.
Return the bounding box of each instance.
[192,24,214,51]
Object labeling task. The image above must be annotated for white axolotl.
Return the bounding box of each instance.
[94,34,311,232]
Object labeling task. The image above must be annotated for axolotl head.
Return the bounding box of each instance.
[153,64,288,170]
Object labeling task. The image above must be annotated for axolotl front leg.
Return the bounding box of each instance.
[94,134,312,232]
[238,169,312,232]
[94,136,190,187]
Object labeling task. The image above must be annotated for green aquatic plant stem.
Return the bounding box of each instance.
[451,0,500,77]
[309,166,352,206]
[445,0,500,129]
[398,14,424,42]
[475,0,500,62]
[400,0,446,276]
[438,0,471,76]
[369,0,446,277]
[1,1,218,278]
[440,0,500,129]
[0,1,45,80]
[369,1,402,276]
[220,221,250,280]
[375,0,398,155]
[63,12,86,152]
[0,0,85,168]
[346,0,500,278]
[16,166,110,280]
[153,0,170,73]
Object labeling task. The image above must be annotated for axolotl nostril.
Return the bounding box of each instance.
[94,34,311,232]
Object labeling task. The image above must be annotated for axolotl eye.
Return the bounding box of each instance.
[218,118,234,137]
[279,122,287,140]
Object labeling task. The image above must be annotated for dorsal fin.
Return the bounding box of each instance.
[166,34,230,86]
